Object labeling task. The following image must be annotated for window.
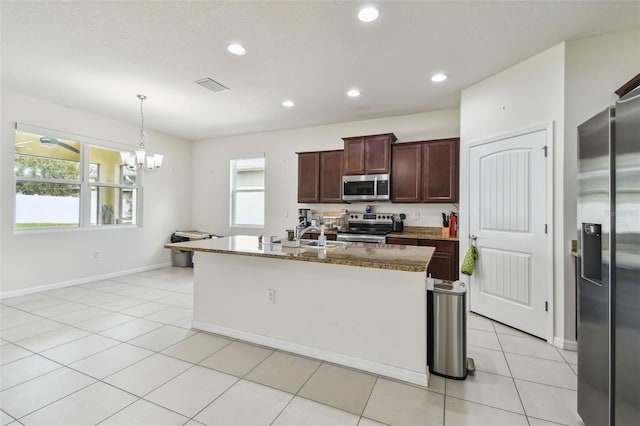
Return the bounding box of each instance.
[14,129,138,230]
[230,157,265,227]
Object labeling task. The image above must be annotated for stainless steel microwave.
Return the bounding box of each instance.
[342,174,390,201]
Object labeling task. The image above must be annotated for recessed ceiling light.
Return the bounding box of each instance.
[347,89,361,97]
[431,73,448,83]
[227,43,247,56]
[282,100,295,108]
[358,6,379,23]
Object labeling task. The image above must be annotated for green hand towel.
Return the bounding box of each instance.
[461,245,479,276]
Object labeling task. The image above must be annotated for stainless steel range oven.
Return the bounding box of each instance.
[336,212,394,244]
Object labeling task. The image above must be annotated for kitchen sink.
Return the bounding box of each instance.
[300,240,351,248]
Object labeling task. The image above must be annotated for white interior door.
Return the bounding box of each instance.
[469,128,551,339]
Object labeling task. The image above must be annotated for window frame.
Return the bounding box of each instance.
[229,156,265,228]
[13,125,142,233]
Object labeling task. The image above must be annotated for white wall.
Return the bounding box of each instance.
[460,29,640,345]
[0,90,193,295]
[563,28,640,340]
[191,109,460,238]
[460,44,567,341]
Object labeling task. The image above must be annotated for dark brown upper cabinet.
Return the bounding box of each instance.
[297,150,343,203]
[342,133,396,175]
[298,152,320,203]
[319,150,343,203]
[423,138,458,203]
[391,138,459,203]
[391,142,422,203]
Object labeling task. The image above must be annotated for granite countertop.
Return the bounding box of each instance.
[387,226,459,242]
[165,235,434,273]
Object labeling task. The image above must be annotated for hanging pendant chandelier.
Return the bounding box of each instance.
[120,94,163,172]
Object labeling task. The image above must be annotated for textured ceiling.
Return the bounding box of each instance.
[1,1,638,141]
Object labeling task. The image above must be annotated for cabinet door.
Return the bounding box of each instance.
[392,143,422,202]
[422,139,459,202]
[298,152,320,203]
[319,150,343,202]
[419,240,459,280]
[386,237,419,246]
[365,135,393,174]
[343,138,365,175]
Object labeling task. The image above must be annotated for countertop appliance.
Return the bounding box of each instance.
[336,212,394,243]
[342,174,390,202]
[577,85,640,426]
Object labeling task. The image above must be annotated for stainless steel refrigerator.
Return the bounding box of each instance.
[577,85,640,426]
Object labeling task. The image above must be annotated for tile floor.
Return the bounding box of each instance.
[0,267,584,425]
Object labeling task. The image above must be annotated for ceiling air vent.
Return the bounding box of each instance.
[195,78,229,93]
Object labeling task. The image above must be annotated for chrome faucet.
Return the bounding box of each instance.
[297,224,323,241]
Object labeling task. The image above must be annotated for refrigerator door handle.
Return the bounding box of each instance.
[581,222,603,284]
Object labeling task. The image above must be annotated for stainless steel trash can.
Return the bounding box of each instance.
[427,280,470,379]
[171,250,192,267]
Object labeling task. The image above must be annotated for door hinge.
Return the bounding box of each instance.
[542,145,548,157]
[545,224,548,234]
[545,301,549,312]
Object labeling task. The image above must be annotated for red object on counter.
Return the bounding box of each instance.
[449,214,457,237]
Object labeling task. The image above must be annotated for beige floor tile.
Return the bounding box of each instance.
[557,348,578,364]
[0,318,66,342]
[127,325,196,351]
[498,334,564,362]
[515,379,582,425]
[569,363,578,375]
[146,365,237,417]
[100,297,148,312]
[273,396,360,426]
[0,312,44,330]
[70,343,154,379]
[506,353,577,390]
[299,363,376,415]
[76,293,124,306]
[467,346,511,376]
[200,341,273,377]
[1,293,51,306]
[195,379,293,426]
[99,318,164,341]
[0,409,16,426]
[120,301,169,317]
[0,343,32,365]
[100,399,189,426]
[0,306,23,318]
[104,353,192,397]
[30,301,87,318]
[493,322,537,338]
[143,306,192,324]
[171,317,193,329]
[445,396,528,425]
[20,381,136,426]
[135,289,176,301]
[246,351,320,394]
[468,313,495,331]
[15,325,90,352]
[427,372,446,394]
[9,297,66,312]
[446,370,524,414]
[113,286,160,298]
[362,378,444,425]
[0,354,61,390]
[41,334,120,365]
[74,312,137,333]
[0,367,95,418]
[51,306,110,325]
[357,417,387,426]
[161,332,232,363]
[467,328,501,350]
[528,417,571,425]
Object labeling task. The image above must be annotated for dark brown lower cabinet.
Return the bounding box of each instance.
[386,237,459,281]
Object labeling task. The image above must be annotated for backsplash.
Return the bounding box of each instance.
[300,202,458,228]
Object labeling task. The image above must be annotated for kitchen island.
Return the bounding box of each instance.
[165,236,435,385]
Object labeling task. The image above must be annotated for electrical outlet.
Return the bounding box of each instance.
[284,210,288,218]
[267,289,276,304]
[93,251,100,259]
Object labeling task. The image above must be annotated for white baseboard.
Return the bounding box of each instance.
[553,336,577,351]
[0,262,172,299]
[193,321,429,387]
